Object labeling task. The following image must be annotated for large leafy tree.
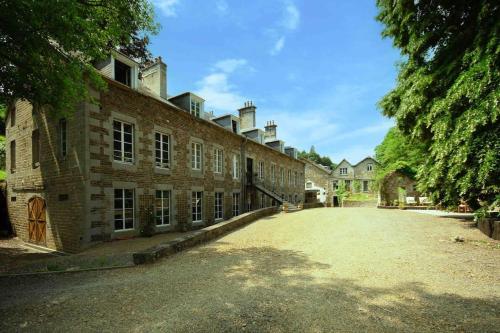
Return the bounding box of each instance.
[0,0,158,114]
[374,126,426,181]
[298,146,337,170]
[376,0,499,209]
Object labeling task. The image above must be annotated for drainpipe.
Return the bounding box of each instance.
[240,136,248,213]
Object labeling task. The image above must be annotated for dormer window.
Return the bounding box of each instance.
[190,100,201,117]
[339,167,348,175]
[232,120,238,134]
[114,60,131,87]
[367,163,373,171]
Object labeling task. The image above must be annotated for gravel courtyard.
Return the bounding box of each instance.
[1,208,499,332]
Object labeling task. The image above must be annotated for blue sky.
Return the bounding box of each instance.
[149,0,400,163]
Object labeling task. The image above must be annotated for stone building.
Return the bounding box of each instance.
[378,171,418,206]
[4,52,304,252]
[303,159,332,204]
[304,156,377,206]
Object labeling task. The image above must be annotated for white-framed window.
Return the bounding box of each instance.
[59,118,67,158]
[233,155,240,179]
[288,169,292,185]
[191,142,202,170]
[190,100,201,117]
[113,120,134,163]
[215,192,223,220]
[271,164,276,184]
[214,149,223,174]
[339,167,348,175]
[367,163,373,171]
[280,167,285,185]
[155,190,170,226]
[232,192,240,217]
[306,181,313,189]
[192,191,203,222]
[155,132,170,169]
[258,161,264,180]
[114,189,134,231]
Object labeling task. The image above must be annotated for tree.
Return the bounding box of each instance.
[375,127,426,182]
[298,147,337,170]
[336,182,347,207]
[0,0,158,114]
[376,0,499,209]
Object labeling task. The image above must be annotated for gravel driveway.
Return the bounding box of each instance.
[0,208,498,332]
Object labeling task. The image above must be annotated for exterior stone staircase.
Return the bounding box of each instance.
[252,182,301,213]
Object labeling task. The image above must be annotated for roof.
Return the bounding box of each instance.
[332,156,378,172]
[168,92,205,101]
[301,158,332,175]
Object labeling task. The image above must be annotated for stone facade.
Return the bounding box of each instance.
[5,54,304,253]
[331,157,377,195]
[303,157,378,207]
[303,159,332,204]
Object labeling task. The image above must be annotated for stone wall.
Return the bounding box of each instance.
[477,217,500,240]
[5,100,87,252]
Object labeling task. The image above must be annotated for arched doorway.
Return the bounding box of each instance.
[28,196,46,245]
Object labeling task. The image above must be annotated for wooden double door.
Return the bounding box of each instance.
[28,196,46,245]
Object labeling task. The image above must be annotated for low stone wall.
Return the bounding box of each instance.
[133,206,279,264]
[343,200,377,208]
[477,218,500,240]
[302,202,324,209]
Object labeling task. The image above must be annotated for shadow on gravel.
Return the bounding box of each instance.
[0,245,498,332]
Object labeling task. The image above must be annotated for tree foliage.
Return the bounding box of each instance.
[376,0,499,209]
[375,126,426,182]
[0,0,158,114]
[298,146,337,170]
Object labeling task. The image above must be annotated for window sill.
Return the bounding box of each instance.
[114,228,135,233]
[154,167,172,175]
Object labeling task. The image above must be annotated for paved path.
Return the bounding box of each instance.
[0,208,499,332]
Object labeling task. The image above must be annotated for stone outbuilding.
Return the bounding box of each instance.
[378,170,418,206]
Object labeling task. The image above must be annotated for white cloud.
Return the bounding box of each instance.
[270,36,286,55]
[282,3,300,30]
[213,58,247,73]
[268,1,300,55]
[195,59,250,112]
[153,0,180,17]
[215,0,228,15]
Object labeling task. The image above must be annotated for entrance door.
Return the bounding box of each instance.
[333,196,339,207]
[28,196,46,245]
[246,157,254,184]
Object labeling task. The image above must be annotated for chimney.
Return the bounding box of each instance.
[264,120,277,140]
[141,56,167,99]
[238,101,256,130]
